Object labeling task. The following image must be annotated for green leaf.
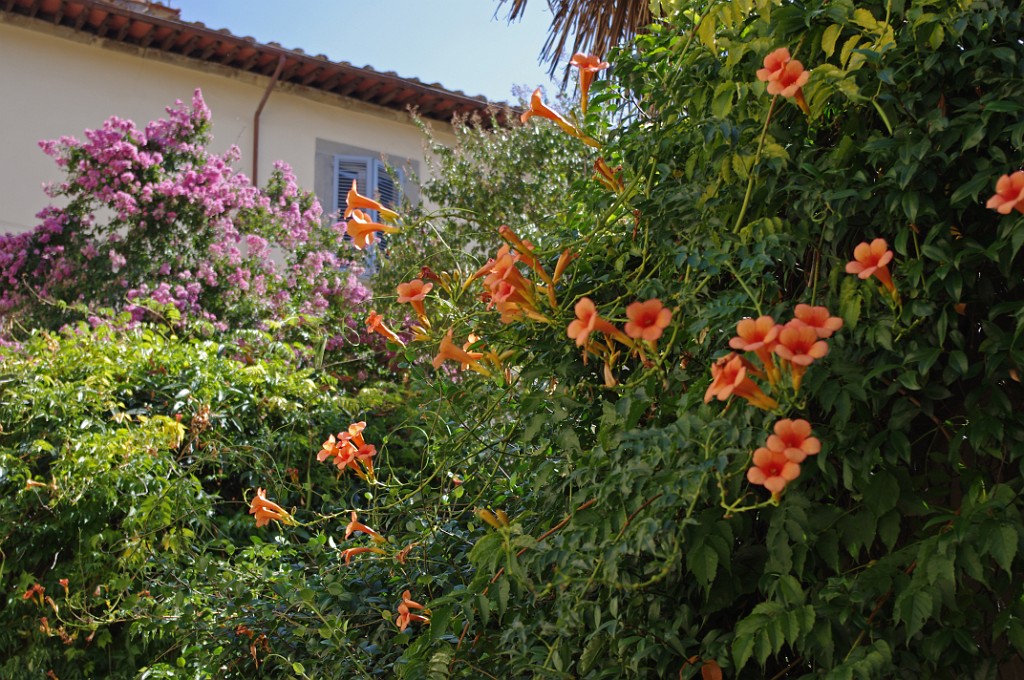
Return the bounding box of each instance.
[776,575,805,606]
[1008,620,1024,655]
[429,605,452,641]
[990,525,1018,574]
[949,172,990,205]
[877,511,901,551]
[822,24,843,58]
[697,14,716,48]
[733,631,755,671]
[477,593,490,626]
[840,35,861,68]
[712,82,735,119]
[983,100,1024,113]
[688,543,719,586]
[428,647,454,680]
[948,350,968,377]
[837,511,876,558]
[292,662,306,674]
[864,471,900,516]
[496,576,510,619]
[901,192,919,222]
[961,125,986,153]
[894,587,933,638]
[580,633,607,674]
[839,276,862,330]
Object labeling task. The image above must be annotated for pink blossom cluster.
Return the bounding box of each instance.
[0,90,368,347]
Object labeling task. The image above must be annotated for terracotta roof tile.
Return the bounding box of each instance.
[2,0,517,125]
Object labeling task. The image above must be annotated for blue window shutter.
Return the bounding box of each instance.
[333,156,370,216]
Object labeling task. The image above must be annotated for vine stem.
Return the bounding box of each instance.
[768,656,804,680]
[732,95,778,234]
[843,560,917,662]
[725,261,764,317]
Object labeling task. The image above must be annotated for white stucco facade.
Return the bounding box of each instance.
[0,15,454,233]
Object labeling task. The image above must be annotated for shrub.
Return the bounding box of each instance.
[0,91,372,358]
[0,322,417,678]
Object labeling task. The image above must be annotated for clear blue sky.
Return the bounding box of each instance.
[166,0,565,104]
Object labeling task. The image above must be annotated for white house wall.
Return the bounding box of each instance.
[0,17,454,233]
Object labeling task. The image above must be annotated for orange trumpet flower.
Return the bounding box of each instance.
[366,311,405,346]
[570,53,609,115]
[340,546,386,565]
[704,353,778,411]
[520,88,600,148]
[345,179,400,222]
[395,590,431,632]
[987,171,1024,214]
[594,158,625,193]
[432,328,490,376]
[773,324,829,393]
[396,278,433,321]
[729,315,781,382]
[845,238,896,293]
[567,297,631,350]
[624,298,673,343]
[345,511,385,543]
[766,419,821,464]
[345,209,401,250]
[747,447,801,495]
[792,304,843,339]
[249,488,295,528]
[756,47,811,114]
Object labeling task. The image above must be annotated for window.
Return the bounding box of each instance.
[313,139,419,272]
[332,155,404,272]
[332,155,403,221]
[314,138,418,222]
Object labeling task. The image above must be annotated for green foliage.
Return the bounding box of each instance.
[0,324,414,678]
[364,0,1024,677]
[6,0,1024,677]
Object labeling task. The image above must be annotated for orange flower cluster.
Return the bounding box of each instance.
[747,419,821,495]
[248,488,295,528]
[395,590,431,632]
[987,171,1024,214]
[757,47,811,115]
[317,422,378,481]
[343,180,402,250]
[566,296,672,385]
[846,238,896,294]
[23,583,45,605]
[424,227,567,380]
[706,305,842,406]
[470,226,573,324]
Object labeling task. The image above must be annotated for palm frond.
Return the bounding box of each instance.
[498,0,652,81]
